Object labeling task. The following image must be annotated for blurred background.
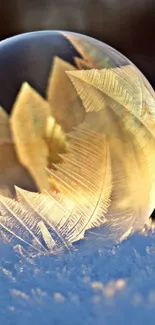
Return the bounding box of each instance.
[0,0,155,88]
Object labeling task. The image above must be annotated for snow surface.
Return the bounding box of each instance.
[1,227,155,325]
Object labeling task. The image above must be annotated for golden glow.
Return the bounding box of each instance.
[0,32,154,256]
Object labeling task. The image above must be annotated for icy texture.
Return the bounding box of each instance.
[0,228,155,325]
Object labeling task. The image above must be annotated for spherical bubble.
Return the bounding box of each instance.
[0,30,154,256]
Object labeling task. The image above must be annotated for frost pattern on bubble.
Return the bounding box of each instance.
[0,31,155,256]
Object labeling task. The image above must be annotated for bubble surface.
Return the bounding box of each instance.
[0,30,154,255]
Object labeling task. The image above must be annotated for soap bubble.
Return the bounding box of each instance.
[0,30,154,256]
